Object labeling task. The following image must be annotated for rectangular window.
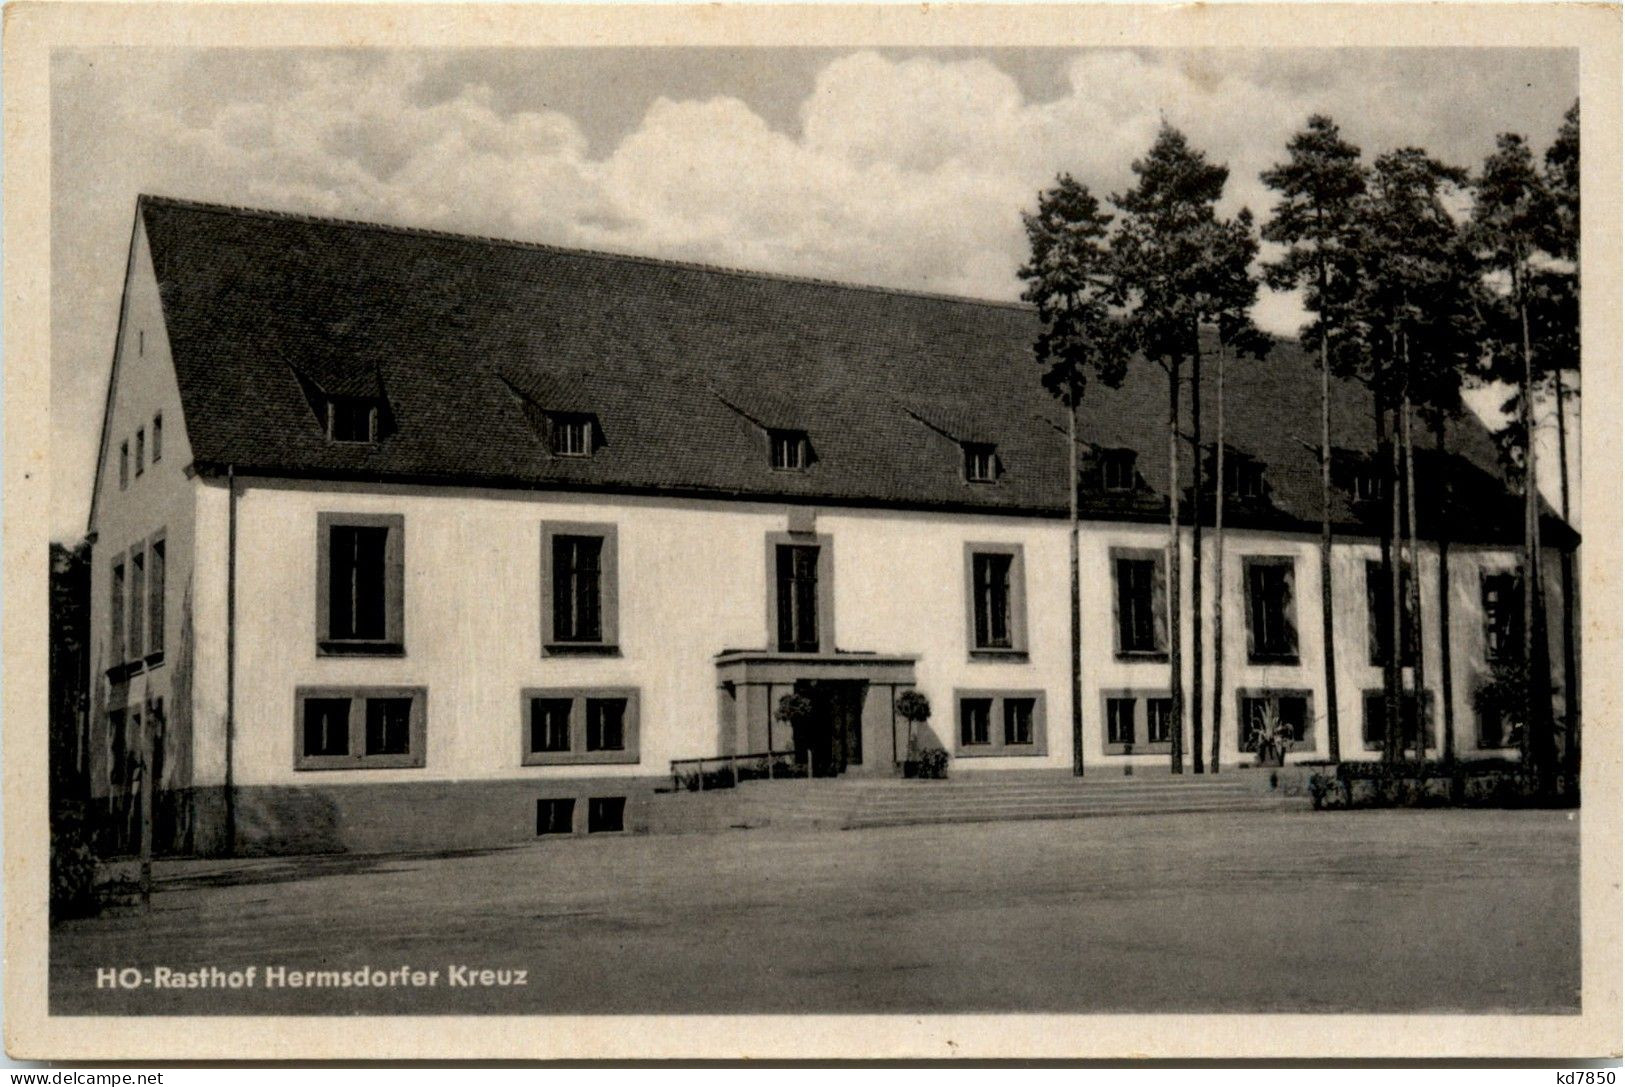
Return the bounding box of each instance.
[1113,551,1166,658]
[295,687,425,770]
[955,690,1048,757]
[959,697,992,747]
[1106,697,1136,746]
[963,443,996,483]
[119,441,129,490]
[521,688,640,766]
[972,552,1012,649]
[1102,450,1136,492]
[1237,691,1313,753]
[537,798,575,836]
[135,428,146,477]
[328,398,379,443]
[1361,691,1436,753]
[586,698,627,752]
[1003,698,1035,746]
[1476,699,1516,750]
[588,796,626,834]
[769,430,810,471]
[541,523,619,654]
[1146,698,1173,745]
[529,698,573,754]
[147,538,165,659]
[128,550,146,660]
[550,414,592,457]
[317,513,403,655]
[1244,557,1299,663]
[1482,572,1523,663]
[110,559,126,665]
[107,708,129,787]
[776,544,821,652]
[152,414,163,463]
[1365,561,1419,667]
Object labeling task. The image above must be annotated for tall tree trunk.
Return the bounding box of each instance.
[1554,372,1578,775]
[1211,341,1227,775]
[1070,393,1085,778]
[1434,419,1456,764]
[1318,278,1342,764]
[1518,277,1537,780]
[1402,390,1427,763]
[1168,355,1184,774]
[1379,398,1401,764]
[1190,320,1205,773]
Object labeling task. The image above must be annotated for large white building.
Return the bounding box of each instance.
[84,196,1577,855]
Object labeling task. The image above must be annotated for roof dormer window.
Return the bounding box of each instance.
[963,443,997,484]
[1101,449,1136,492]
[327,397,380,444]
[550,413,593,458]
[770,429,811,472]
[1226,456,1266,500]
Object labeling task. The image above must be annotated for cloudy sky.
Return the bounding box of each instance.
[51,47,1578,540]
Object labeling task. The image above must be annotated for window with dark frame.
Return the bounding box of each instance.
[1476,699,1516,749]
[972,552,1013,649]
[1102,449,1136,492]
[588,796,627,833]
[1115,556,1163,655]
[152,414,163,463]
[135,428,145,476]
[775,544,821,653]
[328,397,379,444]
[1227,457,1265,499]
[1146,698,1173,745]
[960,697,993,746]
[1361,691,1435,752]
[147,539,165,658]
[1354,466,1382,502]
[128,550,146,659]
[537,798,575,835]
[586,698,627,752]
[110,560,126,664]
[769,430,810,471]
[107,708,129,787]
[1003,698,1035,746]
[364,697,413,756]
[1106,697,1136,746]
[551,535,604,643]
[1482,572,1523,663]
[963,443,996,483]
[1245,559,1298,662]
[119,441,129,490]
[529,698,573,754]
[328,524,389,642]
[302,698,351,759]
[1365,561,1419,666]
[551,414,592,457]
[296,687,424,769]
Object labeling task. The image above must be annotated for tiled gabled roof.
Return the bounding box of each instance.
[136,195,1566,546]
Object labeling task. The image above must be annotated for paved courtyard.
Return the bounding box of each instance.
[50,808,1580,1015]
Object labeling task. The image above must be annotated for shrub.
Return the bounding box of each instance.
[915,747,950,780]
[50,805,99,921]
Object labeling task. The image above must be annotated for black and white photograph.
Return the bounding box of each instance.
[7,0,1620,1063]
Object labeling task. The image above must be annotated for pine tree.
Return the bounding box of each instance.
[1261,115,1368,765]
[1470,132,1558,791]
[1111,125,1232,773]
[1019,175,1130,777]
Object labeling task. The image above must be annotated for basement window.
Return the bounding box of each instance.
[537,798,576,836]
[963,443,997,483]
[587,796,626,834]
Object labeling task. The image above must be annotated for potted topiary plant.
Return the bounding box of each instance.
[1245,702,1292,768]
[776,692,816,775]
[895,689,936,778]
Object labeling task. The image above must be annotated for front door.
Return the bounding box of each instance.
[793,680,866,777]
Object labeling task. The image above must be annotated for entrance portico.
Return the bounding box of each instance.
[714,650,918,777]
